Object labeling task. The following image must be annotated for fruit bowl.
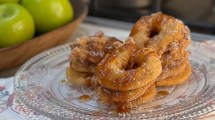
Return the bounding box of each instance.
[0,0,87,70]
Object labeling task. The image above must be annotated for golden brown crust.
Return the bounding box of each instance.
[70,32,122,73]
[98,84,156,109]
[157,51,189,80]
[155,62,191,86]
[97,82,153,103]
[96,39,162,91]
[66,67,93,86]
[117,84,156,109]
[129,12,191,56]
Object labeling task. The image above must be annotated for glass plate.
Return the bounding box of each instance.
[14,42,215,120]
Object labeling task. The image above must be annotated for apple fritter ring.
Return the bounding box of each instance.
[98,84,156,109]
[161,40,190,64]
[155,62,191,87]
[158,52,189,80]
[118,84,156,109]
[97,82,153,103]
[96,39,162,91]
[129,12,191,56]
[70,32,122,73]
[66,67,93,86]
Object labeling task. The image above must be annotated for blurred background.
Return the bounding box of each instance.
[1,0,215,76]
[84,0,215,35]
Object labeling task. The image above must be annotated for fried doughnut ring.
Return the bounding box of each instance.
[158,52,189,80]
[97,82,153,103]
[155,62,191,86]
[129,12,191,56]
[161,40,190,64]
[96,39,162,91]
[70,32,122,73]
[98,84,156,109]
[118,84,156,108]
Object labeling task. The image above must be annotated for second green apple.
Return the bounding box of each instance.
[21,0,74,34]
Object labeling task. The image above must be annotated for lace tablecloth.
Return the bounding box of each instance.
[1,22,215,120]
[0,77,31,120]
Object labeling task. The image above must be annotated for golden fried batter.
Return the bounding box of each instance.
[97,82,153,103]
[70,32,122,73]
[155,63,191,86]
[98,84,157,109]
[96,39,162,91]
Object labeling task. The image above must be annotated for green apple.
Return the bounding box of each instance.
[0,3,35,48]
[21,0,74,34]
[0,0,20,4]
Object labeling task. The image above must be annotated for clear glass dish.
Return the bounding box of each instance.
[14,41,215,120]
